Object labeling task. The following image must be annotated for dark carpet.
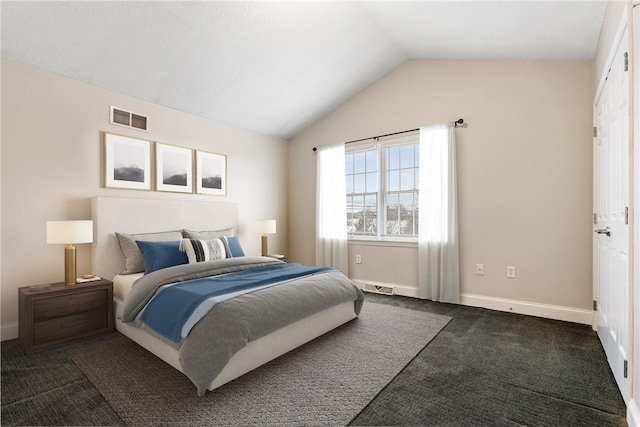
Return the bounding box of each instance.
[1,294,628,426]
[1,334,124,426]
[351,294,627,426]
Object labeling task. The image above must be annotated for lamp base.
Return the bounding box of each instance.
[64,244,77,285]
[261,235,268,257]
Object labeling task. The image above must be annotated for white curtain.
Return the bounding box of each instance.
[418,123,460,303]
[315,143,349,275]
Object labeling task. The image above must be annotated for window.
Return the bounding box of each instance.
[346,148,378,237]
[346,134,420,240]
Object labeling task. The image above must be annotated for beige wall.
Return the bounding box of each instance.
[289,60,594,313]
[1,59,289,337]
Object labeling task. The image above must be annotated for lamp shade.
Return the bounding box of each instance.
[46,220,93,244]
[253,220,276,235]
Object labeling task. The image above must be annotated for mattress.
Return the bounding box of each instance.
[113,273,142,300]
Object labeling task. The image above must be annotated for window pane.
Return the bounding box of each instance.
[366,150,378,171]
[384,191,416,236]
[399,192,415,207]
[386,193,399,215]
[354,173,365,193]
[364,194,377,235]
[385,193,399,235]
[388,169,399,191]
[400,145,415,168]
[353,152,366,173]
[403,192,418,235]
[387,146,399,170]
[345,154,354,175]
[347,193,378,236]
[400,168,415,191]
[348,195,363,235]
[366,171,377,192]
[346,174,353,194]
[346,195,355,233]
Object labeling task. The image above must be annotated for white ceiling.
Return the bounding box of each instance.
[1,1,608,140]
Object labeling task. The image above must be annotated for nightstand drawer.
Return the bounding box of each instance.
[33,289,108,322]
[33,307,109,344]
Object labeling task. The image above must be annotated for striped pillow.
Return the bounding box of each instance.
[180,238,230,263]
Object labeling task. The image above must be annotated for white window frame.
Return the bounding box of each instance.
[346,132,420,242]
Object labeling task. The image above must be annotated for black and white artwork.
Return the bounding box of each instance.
[196,150,226,196]
[155,143,193,193]
[104,133,151,190]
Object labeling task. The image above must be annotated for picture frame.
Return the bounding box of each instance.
[155,142,194,193]
[195,150,227,196]
[104,132,152,190]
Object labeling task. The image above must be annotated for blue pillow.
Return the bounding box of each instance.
[225,236,245,257]
[135,240,188,274]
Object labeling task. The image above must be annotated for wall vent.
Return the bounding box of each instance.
[362,283,395,296]
[110,106,148,131]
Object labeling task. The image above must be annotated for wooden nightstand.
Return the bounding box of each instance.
[19,279,114,354]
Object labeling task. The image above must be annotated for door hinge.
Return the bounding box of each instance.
[625,206,629,225]
[625,52,629,72]
[593,213,597,224]
[624,360,628,378]
[593,126,598,137]
[593,300,597,311]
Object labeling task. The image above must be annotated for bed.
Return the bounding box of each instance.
[91,197,364,396]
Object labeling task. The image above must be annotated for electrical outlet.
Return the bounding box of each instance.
[356,254,362,264]
[475,264,484,275]
[507,266,516,279]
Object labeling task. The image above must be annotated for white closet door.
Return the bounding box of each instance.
[594,22,630,402]
[633,3,640,420]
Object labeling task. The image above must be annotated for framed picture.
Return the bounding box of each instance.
[104,132,152,190]
[195,150,227,196]
[155,142,193,193]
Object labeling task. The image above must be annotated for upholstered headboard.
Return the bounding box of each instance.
[91,196,239,280]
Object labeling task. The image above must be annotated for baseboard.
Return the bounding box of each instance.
[351,281,592,324]
[460,293,593,325]
[1,322,19,341]
[628,399,640,427]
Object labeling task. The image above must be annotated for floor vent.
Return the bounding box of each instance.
[110,106,148,131]
[362,283,395,295]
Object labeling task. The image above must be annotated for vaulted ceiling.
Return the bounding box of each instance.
[1,1,608,140]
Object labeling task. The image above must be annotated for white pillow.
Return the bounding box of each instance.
[180,238,229,263]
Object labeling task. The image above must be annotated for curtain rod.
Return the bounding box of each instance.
[312,118,464,152]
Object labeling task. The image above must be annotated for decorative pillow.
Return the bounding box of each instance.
[116,230,184,274]
[180,238,229,263]
[135,240,188,274]
[182,227,235,240]
[225,236,245,257]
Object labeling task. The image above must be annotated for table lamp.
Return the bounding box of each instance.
[47,220,93,285]
[253,220,276,256]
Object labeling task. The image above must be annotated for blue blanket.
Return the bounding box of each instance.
[139,263,332,342]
